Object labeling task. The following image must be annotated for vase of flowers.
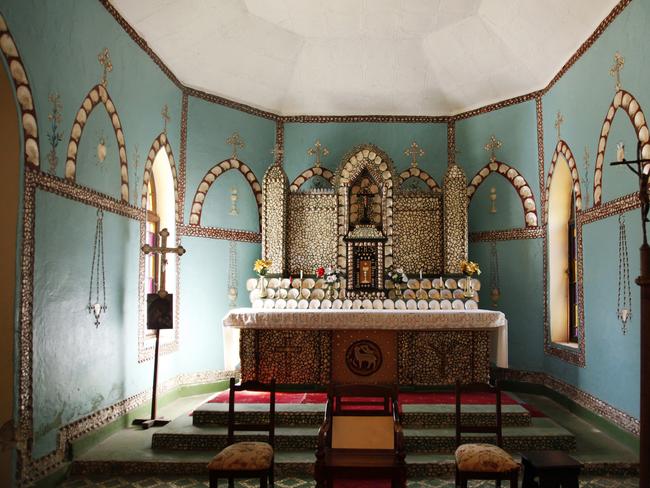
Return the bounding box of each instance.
[387,266,408,298]
[459,259,481,298]
[253,259,272,298]
[322,265,344,299]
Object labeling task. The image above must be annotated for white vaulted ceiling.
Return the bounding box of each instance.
[110,0,619,116]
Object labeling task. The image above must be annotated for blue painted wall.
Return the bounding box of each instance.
[0,0,184,459]
[539,0,650,419]
[3,0,649,472]
[283,122,448,184]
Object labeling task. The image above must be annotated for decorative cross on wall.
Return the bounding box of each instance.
[307,139,329,168]
[271,143,284,163]
[609,51,625,91]
[97,48,112,88]
[404,141,425,168]
[484,135,502,163]
[226,132,245,159]
[161,104,171,134]
[554,111,565,140]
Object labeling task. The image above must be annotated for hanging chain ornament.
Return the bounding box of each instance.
[617,213,632,333]
[88,209,107,327]
[489,241,501,307]
[227,240,239,309]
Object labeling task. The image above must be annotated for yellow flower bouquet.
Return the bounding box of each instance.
[254,259,273,276]
[459,260,481,276]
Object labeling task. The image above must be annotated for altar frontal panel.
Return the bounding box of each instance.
[398,330,490,385]
[332,330,397,384]
[240,328,331,384]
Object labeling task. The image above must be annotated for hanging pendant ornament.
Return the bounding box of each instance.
[489,241,501,307]
[88,209,107,327]
[617,213,632,333]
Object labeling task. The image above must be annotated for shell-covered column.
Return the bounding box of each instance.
[443,163,468,273]
[262,163,288,274]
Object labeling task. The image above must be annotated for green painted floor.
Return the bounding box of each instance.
[60,390,639,487]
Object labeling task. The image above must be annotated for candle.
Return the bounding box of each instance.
[300,270,303,280]
[419,269,423,280]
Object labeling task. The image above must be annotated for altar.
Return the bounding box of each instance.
[224,308,507,386]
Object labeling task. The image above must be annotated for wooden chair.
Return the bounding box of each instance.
[314,383,406,488]
[455,380,519,488]
[208,378,276,488]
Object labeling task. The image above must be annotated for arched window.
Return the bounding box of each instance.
[548,156,578,345]
[144,148,177,338]
[145,177,159,294]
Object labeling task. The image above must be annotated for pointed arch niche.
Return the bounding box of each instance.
[545,141,582,224]
[139,139,179,355]
[64,84,129,202]
[289,166,335,192]
[594,89,650,205]
[467,160,538,228]
[547,148,581,350]
[189,158,262,227]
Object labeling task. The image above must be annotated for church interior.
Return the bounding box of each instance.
[1,0,648,486]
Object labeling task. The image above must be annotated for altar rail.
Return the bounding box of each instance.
[247,276,481,311]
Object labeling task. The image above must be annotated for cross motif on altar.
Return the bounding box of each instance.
[271,143,284,163]
[609,51,625,91]
[97,48,113,88]
[272,335,300,379]
[554,111,565,140]
[161,104,171,134]
[142,228,186,293]
[307,139,329,168]
[484,135,502,163]
[404,141,425,168]
[225,132,245,159]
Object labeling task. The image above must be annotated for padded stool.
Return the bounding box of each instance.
[521,451,582,488]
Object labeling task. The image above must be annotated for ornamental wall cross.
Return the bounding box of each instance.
[609,51,625,91]
[554,111,565,140]
[141,228,186,294]
[272,335,300,378]
[161,104,171,134]
[404,141,425,168]
[226,132,245,159]
[483,135,502,163]
[97,48,112,88]
[307,139,329,168]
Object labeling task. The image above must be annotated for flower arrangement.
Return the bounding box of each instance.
[387,266,408,285]
[253,259,272,276]
[459,260,481,276]
[324,265,344,284]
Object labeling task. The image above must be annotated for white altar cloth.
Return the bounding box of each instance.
[223,308,508,368]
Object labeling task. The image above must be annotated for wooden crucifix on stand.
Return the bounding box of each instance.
[133,228,186,429]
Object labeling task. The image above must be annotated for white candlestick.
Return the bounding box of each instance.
[419,269,423,280]
[300,270,303,280]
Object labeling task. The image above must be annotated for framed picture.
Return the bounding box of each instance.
[147,292,173,330]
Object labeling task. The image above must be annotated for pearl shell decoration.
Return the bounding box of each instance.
[594,90,650,206]
[467,159,539,228]
[545,141,583,224]
[64,84,129,202]
[189,158,263,226]
[0,14,39,167]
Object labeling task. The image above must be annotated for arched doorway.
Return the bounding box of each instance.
[0,60,20,485]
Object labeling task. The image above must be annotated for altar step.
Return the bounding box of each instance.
[192,402,533,428]
[151,416,575,453]
[70,450,637,478]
